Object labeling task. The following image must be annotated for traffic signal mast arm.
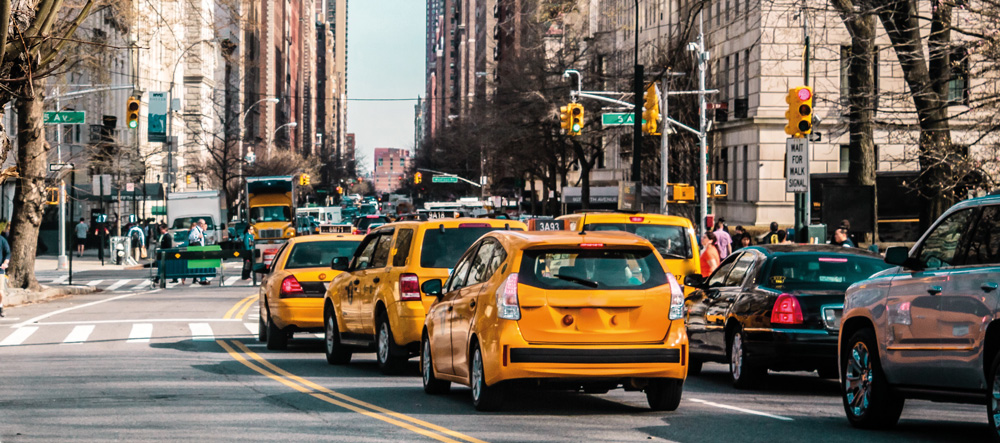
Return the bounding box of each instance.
[415,168,482,188]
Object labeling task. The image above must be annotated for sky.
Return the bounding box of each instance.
[347,0,425,174]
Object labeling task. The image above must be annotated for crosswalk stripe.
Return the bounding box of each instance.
[105,280,131,291]
[86,280,104,286]
[189,323,214,342]
[51,275,69,284]
[127,323,153,343]
[166,282,178,288]
[244,323,256,335]
[224,276,239,286]
[63,325,95,344]
[0,327,38,346]
[130,280,151,290]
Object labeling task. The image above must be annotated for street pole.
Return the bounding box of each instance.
[660,77,669,215]
[68,166,74,285]
[631,0,643,186]
[55,87,68,270]
[797,7,812,242]
[697,11,709,236]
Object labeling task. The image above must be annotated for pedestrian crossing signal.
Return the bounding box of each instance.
[707,180,728,198]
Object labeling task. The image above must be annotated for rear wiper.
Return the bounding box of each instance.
[555,274,599,288]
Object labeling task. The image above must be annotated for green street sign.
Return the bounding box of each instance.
[44,111,86,125]
[601,113,645,127]
[432,175,459,183]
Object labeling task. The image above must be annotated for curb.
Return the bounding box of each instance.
[7,284,100,307]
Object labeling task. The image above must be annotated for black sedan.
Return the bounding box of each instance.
[683,244,891,388]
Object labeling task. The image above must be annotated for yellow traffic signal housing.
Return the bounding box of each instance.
[414,172,422,184]
[336,186,344,194]
[559,105,571,132]
[666,184,695,202]
[569,103,584,136]
[299,174,311,186]
[707,180,728,198]
[126,96,140,129]
[784,86,813,138]
[643,85,660,135]
[45,187,59,205]
[185,174,192,185]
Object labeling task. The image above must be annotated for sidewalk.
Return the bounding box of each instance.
[34,249,143,274]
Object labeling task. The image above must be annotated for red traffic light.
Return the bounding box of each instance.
[797,88,812,101]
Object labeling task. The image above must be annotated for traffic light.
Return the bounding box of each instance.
[299,174,311,186]
[414,172,422,184]
[707,180,728,198]
[559,105,572,132]
[336,186,343,194]
[568,103,584,136]
[126,96,140,129]
[185,174,192,185]
[45,187,59,205]
[666,184,695,203]
[784,86,813,138]
[643,85,660,135]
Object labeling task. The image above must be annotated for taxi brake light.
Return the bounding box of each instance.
[496,273,521,320]
[629,216,645,222]
[400,273,421,301]
[579,243,605,248]
[771,293,804,325]
[280,275,304,297]
[667,274,685,320]
[459,223,491,228]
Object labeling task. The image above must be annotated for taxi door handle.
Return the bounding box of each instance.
[469,300,476,308]
[353,279,360,285]
[373,277,380,284]
[982,282,999,292]
[447,305,454,312]
[927,285,943,295]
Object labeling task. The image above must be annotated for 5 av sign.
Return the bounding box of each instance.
[44,111,85,125]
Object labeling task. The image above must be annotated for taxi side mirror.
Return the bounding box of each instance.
[330,256,350,271]
[421,279,443,298]
[684,273,705,288]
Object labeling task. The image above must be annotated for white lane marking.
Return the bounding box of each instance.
[12,291,155,329]
[687,398,794,421]
[189,323,214,342]
[224,276,239,286]
[105,280,131,291]
[130,280,151,291]
[166,282,179,288]
[51,275,69,284]
[33,318,243,326]
[63,325,96,344]
[0,327,38,346]
[127,323,153,343]
[244,323,256,335]
[86,280,104,286]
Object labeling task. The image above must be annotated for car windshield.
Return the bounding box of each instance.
[766,254,892,290]
[519,248,667,290]
[285,241,361,269]
[171,217,215,230]
[583,223,691,259]
[420,226,516,268]
[250,206,291,222]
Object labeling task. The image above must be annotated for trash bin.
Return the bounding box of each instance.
[806,224,827,245]
[109,236,130,265]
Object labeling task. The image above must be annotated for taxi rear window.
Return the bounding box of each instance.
[519,248,667,290]
[583,223,692,259]
[419,226,521,268]
[286,241,361,269]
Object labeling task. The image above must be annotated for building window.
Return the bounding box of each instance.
[840,144,880,172]
[378,158,383,167]
[949,47,970,105]
[742,145,749,202]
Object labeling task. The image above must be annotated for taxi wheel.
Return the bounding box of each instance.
[258,315,267,342]
[376,312,406,374]
[421,334,450,394]
[470,344,504,411]
[266,311,288,350]
[729,329,766,389]
[987,350,1000,438]
[842,328,903,429]
[646,378,683,411]
[324,309,352,365]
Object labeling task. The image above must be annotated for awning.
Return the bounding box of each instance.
[73,183,165,202]
[561,185,659,204]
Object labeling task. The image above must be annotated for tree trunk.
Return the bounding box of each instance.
[9,80,48,291]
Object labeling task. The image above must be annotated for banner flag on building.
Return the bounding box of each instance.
[148,92,168,142]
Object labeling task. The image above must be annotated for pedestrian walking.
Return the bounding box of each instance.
[831,228,855,247]
[75,217,88,257]
[714,218,733,259]
[186,219,210,285]
[700,232,720,278]
[762,221,781,244]
[152,224,174,286]
[0,232,10,317]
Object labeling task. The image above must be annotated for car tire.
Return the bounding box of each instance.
[258,314,267,342]
[841,328,903,429]
[324,308,352,365]
[688,359,703,376]
[421,334,450,395]
[470,344,504,411]
[376,312,406,374]
[987,351,1000,439]
[266,310,288,350]
[646,378,683,411]
[730,329,766,389]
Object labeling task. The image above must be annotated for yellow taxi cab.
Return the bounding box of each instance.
[323,218,527,373]
[419,230,688,411]
[257,234,363,350]
[558,213,700,292]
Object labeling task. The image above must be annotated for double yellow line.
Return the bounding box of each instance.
[220,294,486,443]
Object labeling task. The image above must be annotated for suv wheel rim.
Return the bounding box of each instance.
[472,349,483,401]
[731,333,743,381]
[325,315,335,354]
[378,323,390,364]
[845,341,872,417]
[422,340,432,385]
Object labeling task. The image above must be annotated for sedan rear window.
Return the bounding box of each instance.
[354,216,389,230]
[519,248,667,290]
[767,254,891,289]
[583,223,692,259]
[285,241,361,269]
[420,227,519,268]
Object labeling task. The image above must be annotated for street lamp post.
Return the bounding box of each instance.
[238,97,279,187]
[631,0,643,185]
[268,122,298,156]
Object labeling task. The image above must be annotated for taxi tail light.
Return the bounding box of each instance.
[667,274,685,320]
[771,293,804,325]
[400,273,421,301]
[280,275,304,298]
[496,273,521,320]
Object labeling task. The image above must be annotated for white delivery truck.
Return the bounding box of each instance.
[166,190,224,246]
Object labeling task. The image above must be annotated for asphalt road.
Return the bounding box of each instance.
[0,282,991,442]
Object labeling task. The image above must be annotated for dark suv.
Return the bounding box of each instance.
[839,194,1000,434]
